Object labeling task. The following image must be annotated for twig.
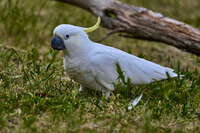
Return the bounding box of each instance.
[97,29,122,43]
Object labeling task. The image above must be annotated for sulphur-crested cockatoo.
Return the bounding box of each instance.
[51,17,177,99]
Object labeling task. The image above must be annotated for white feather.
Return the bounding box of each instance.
[128,93,143,110]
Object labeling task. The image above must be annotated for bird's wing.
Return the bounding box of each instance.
[118,54,177,84]
[89,52,118,91]
[90,43,177,87]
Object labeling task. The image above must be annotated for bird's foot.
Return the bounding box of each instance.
[102,91,110,99]
[79,85,86,93]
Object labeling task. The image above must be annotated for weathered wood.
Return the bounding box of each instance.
[56,0,200,56]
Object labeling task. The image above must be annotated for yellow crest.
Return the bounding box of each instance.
[84,17,101,33]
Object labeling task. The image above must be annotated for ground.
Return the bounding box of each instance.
[0,0,200,132]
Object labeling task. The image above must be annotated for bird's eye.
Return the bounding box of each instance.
[65,34,70,40]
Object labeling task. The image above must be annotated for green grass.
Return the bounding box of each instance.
[0,0,200,132]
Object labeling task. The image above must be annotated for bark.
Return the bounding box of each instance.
[56,0,200,56]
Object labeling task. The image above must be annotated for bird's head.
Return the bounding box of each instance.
[51,17,101,50]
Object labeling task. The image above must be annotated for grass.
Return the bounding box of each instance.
[0,0,200,132]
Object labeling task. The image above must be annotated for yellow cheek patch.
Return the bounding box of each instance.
[72,35,82,44]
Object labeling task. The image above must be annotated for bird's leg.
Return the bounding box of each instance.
[102,90,110,99]
[79,85,86,93]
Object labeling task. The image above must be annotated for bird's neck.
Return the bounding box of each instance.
[63,38,93,59]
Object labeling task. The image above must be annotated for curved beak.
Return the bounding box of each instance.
[51,36,65,50]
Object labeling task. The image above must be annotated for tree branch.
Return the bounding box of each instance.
[55,0,200,56]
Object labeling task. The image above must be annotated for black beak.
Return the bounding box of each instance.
[51,36,65,50]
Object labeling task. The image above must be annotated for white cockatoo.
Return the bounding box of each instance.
[51,17,177,99]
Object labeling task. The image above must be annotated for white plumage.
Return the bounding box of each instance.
[51,17,177,98]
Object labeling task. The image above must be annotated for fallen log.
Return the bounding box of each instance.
[56,0,200,56]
